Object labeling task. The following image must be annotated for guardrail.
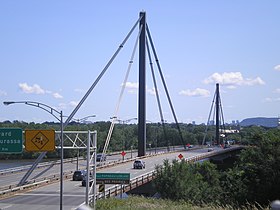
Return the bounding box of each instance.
[94,170,156,200]
[0,157,85,175]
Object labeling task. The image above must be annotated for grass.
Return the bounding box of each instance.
[94,196,269,210]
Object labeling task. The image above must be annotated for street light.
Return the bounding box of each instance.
[72,115,96,170]
[3,101,64,210]
[72,115,96,123]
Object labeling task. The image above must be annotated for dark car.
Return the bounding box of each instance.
[72,170,87,181]
[133,160,145,169]
[96,153,107,162]
[82,176,93,187]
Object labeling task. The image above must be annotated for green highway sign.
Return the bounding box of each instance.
[0,128,23,153]
[96,173,130,184]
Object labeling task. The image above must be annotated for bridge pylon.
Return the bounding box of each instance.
[202,83,226,146]
[138,11,146,157]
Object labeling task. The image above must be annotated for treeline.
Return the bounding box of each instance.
[155,127,280,207]
[0,120,273,160]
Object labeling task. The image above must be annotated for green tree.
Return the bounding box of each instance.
[155,160,223,205]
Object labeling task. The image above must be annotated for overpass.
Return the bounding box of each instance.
[0,146,243,210]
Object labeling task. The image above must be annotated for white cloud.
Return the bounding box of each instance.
[147,88,156,96]
[274,65,280,71]
[74,88,84,93]
[69,101,79,107]
[264,97,280,102]
[53,92,63,99]
[122,82,138,89]
[57,101,78,110]
[203,72,265,88]
[274,88,280,94]
[121,82,156,95]
[19,83,45,94]
[18,82,63,99]
[0,90,7,96]
[179,88,210,97]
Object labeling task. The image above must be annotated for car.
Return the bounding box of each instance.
[72,170,87,181]
[96,153,107,162]
[133,160,145,169]
[208,148,214,152]
[81,176,93,187]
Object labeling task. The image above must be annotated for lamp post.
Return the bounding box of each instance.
[72,115,96,170]
[3,101,64,210]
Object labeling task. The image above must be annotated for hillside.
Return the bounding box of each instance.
[240,117,279,127]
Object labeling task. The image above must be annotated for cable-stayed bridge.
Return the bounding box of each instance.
[0,12,240,210]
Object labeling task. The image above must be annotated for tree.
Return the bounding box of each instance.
[155,160,223,205]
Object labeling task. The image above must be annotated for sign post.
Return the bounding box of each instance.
[121,151,126,161]
[0,128,22,153]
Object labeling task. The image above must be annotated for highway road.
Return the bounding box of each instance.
[0,147,218,210]
[0,147,178,189]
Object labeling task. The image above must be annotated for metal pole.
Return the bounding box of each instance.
[92,131,97,210]
[76,149,79,171]
[60,111,64,210]
[86,131,90,205]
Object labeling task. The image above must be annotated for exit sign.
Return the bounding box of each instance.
[96,173,130,184]
[0,128,23,153]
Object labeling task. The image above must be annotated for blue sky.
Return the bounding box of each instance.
[0,1,279,124]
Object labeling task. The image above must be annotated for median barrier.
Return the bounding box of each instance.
[0,179,49,196]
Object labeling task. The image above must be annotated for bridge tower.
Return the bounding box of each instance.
[202,83,225,146]
[215,83,220,145]
[138,11,146,157]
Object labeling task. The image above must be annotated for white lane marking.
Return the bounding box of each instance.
[0,204,13,209]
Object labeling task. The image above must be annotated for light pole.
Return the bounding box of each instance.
[72,115,96,170]
[3,101,64,210]
[111,117,137,151]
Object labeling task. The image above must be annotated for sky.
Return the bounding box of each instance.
[0,1,279,125]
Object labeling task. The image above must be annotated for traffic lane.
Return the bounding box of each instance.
[94,148,215,179]
[0,147,214,188]
[0,181,86,210]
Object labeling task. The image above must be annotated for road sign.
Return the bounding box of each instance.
[96,173,130,184]
[121,151,126,157]
[178,153,184,160]
[25,130,55,152]
[99,184,105,193]
[0,128,23,153]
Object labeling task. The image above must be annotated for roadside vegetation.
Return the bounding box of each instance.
[95,196,269,210]
[154,127,280,208]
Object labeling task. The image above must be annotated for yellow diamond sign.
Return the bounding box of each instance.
[25,130,55,152]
